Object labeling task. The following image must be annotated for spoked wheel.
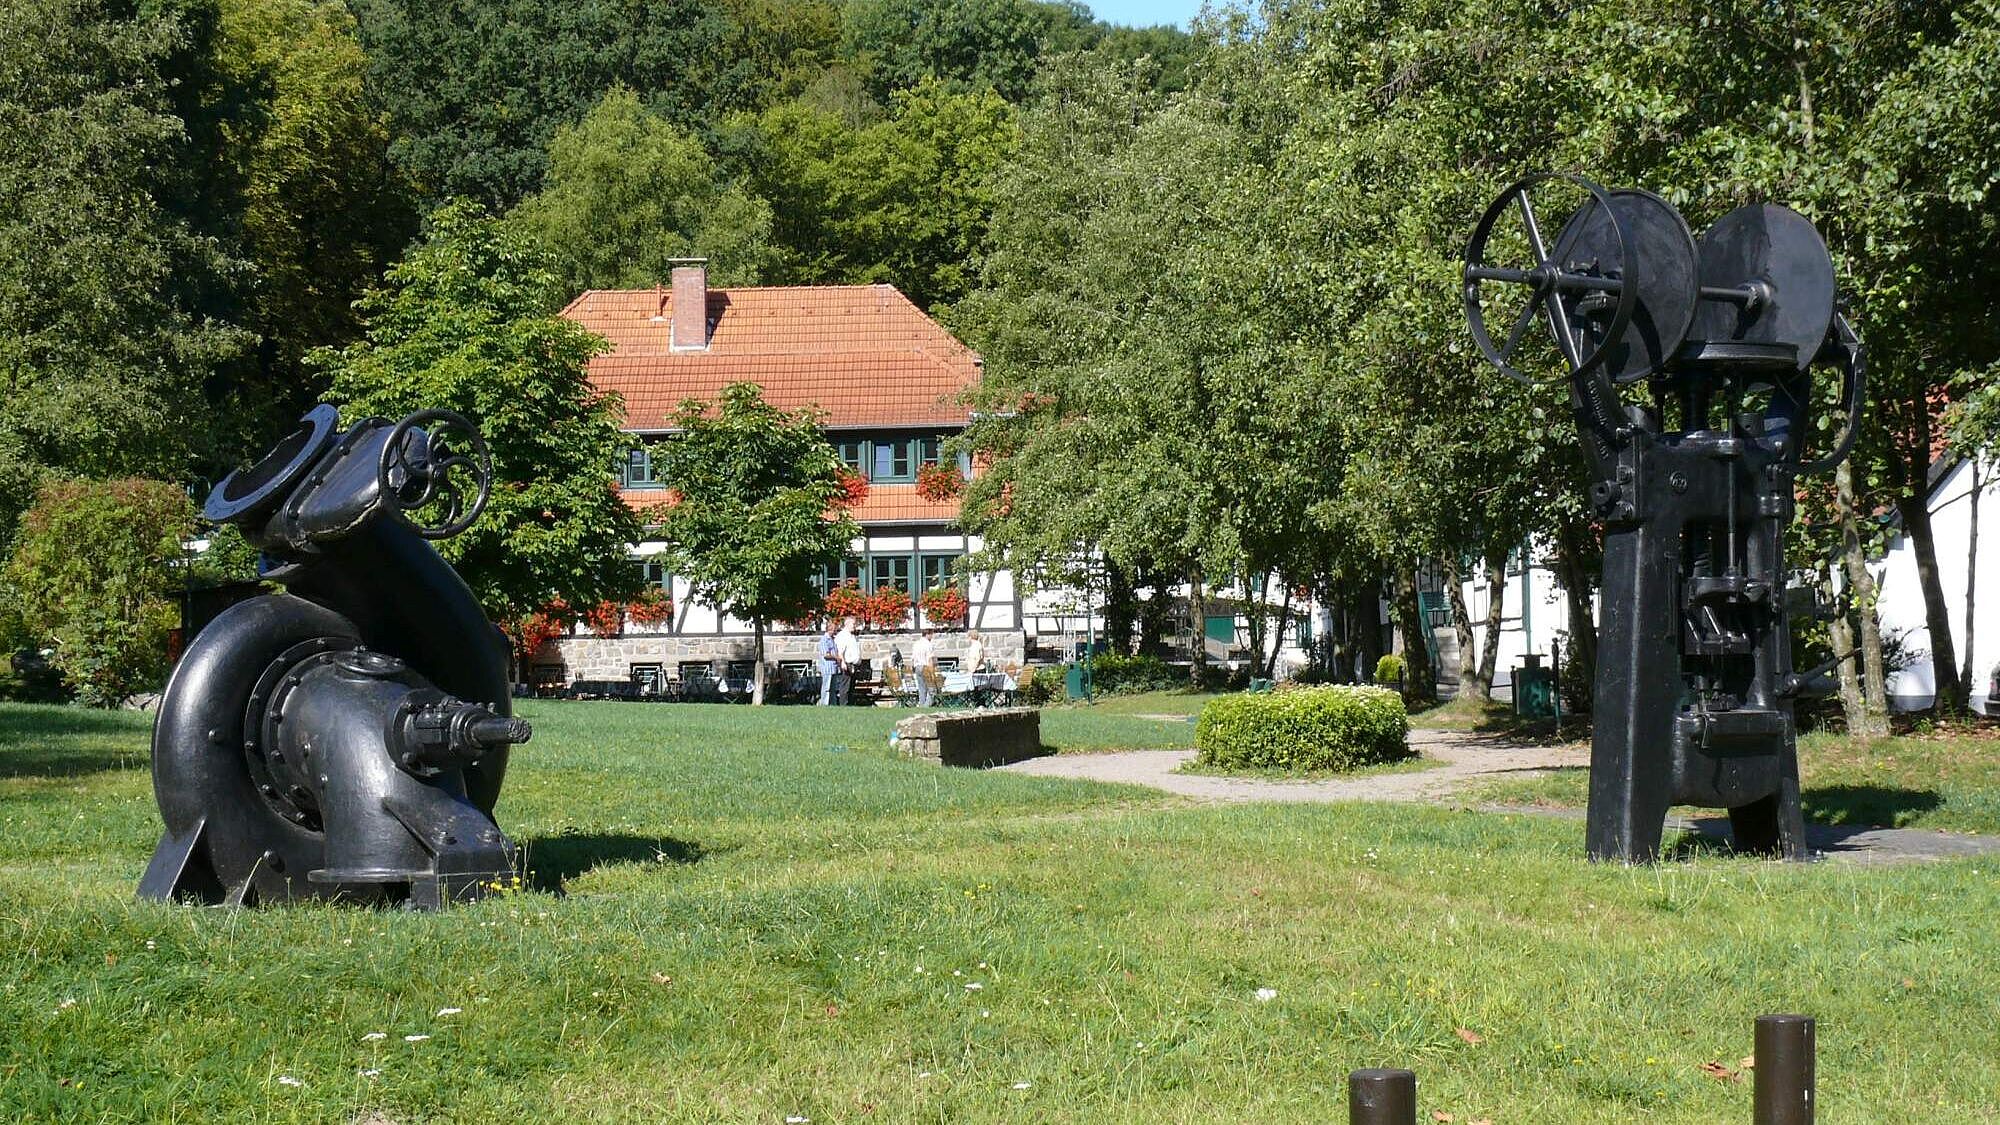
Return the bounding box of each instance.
[1463,174,1697,386]
[379,409,493,540]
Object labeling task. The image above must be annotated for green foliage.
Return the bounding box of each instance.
[1194,685,1411,773]
[319,200,644,620]
[508,87,777,294]
[1,478,195,706]
[1373,654,1405,685]
[347,0,757,208]
[1088,651,1177,695]
[210,0,414,433]
[744,78,1015,309]
[648,380,857,646]
[840,0,1095,104]
[0,0,254,540]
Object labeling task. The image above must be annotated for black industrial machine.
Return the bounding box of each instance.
[1462,175,1863,862]
[139,404,530,908]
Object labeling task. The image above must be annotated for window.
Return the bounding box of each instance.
[920,553,960,589]
[871,554,912,592]
[623,446,662,489]
[821,557,863,592]
[835,439,866,472]
[639,560,672,591]
[872,438,915,482]
[916,436,942,466]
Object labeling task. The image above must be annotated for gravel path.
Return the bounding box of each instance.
[1000,730,2000,866]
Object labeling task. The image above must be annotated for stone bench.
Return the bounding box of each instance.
[894,707,1046,768]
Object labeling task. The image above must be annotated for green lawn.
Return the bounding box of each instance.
[3,701,1997,1121]
[1467,729,2000,836]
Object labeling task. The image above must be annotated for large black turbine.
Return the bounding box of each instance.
[140,404,530,908]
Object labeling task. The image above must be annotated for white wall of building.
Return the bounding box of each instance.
[1875,457,2000,713]
[1458,552,1579,698]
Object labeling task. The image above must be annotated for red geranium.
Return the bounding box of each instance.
[625,586,674,627]
[863,586,912,631]
[833,470,869,510]
[920,585,968,627]
[502,601,574,666]
[915,462,963,502]
[582,600,626,636]
[823,580,869,623]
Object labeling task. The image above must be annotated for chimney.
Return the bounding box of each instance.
[669,259,709,352]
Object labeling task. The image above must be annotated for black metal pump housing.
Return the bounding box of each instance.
[1464,176,1864,863]
[139,404,529,908]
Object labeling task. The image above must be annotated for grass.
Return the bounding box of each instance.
[2,700,1998,1121]
[1464,729,2000,836]
[1046,688,1217,718]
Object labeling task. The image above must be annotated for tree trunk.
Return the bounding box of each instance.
[1263,583,1294,680]
[1104,557,1136,655]
[1243,570,1270,678]
[1961,461,1980,711]
[1393,568,1437,704]
[750,618,767,705]
[1476,546,1508,699]
[1554,521,1597,712]
[1136,567,1169,657]
[1187,568,1208,687]
[1829,562,1865,730]
[1898,493,1963,713]
[1351,579,1383,684]
[1443,555,1477,697]
[1837,458,1890,734]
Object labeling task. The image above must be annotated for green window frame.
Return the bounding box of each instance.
[870,555,912,592]
[835,439,866,473]
[639,560,673,591]
[920,553,960,589]
[872,438,916,482]
[623,446,662,489]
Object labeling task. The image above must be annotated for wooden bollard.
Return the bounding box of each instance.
[1348,1067,1417,1125]
[1753,1014,1815,1125]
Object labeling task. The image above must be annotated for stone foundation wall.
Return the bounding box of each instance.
[894,707,1044,768]
[542,629,1027,684]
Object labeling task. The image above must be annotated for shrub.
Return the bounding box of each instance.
[1017,666,1064,705]
[1089,651,1179,694]
[3,478,195,707]
[1374,653,1405,684]
[1195,685,1411,773]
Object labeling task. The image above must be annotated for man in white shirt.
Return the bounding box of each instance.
[912,628,937,706]
[963,630,985,676]
[834,617,861,705]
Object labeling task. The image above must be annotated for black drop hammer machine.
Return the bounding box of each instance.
[1461,175,1864,863]
[140,404,530,908]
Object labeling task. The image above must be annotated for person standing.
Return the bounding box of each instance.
[834,616,861,705]
[963,630,986,676]
[913,628,937,707]
[816,622,839,705]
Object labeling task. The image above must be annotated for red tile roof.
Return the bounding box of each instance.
[562,284,981,431]
[619,482,960,526]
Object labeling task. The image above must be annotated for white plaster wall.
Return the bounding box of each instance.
[1874,457,2000,713]
[1458,551,1578,699]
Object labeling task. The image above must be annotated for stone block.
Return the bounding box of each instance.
[894,707,1045,768]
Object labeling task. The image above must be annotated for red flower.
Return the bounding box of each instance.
[920,585,968,627]
[581,600,626,636]
[625,586,674,627]
[915,462,964,502]
[833,470,869,510]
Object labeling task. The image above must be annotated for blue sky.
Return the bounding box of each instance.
[1087,0,1207,29]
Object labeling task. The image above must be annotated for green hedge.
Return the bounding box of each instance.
[1374,653,1405,684]
[1194,685,1411,772]
[1089,652,1179,694]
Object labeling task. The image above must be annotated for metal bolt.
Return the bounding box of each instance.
[1348,1068,1416,1125]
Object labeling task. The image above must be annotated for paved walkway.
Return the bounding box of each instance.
[1000,731,2000,866]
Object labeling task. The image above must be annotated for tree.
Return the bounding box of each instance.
[347,0,757,208]
[0,0,254,546]
[507,87,778,294]
[840,0,1095,104]
[745,78,1015,309]
[319,199,645,623]
[210,0,415,444]
[2,478,196,706]
[648,382,857,705]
